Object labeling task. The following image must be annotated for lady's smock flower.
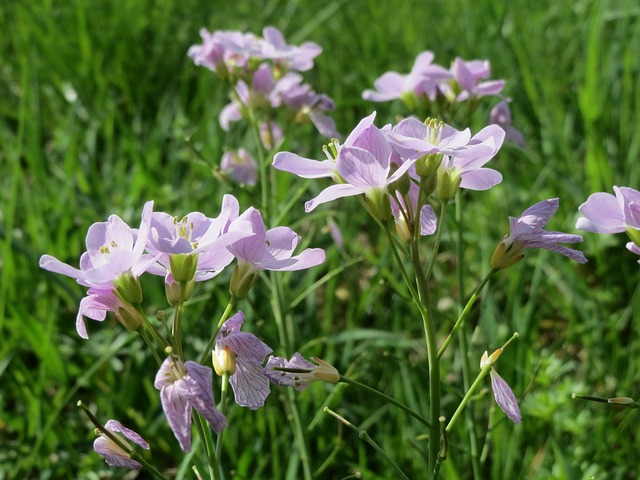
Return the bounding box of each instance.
[213,312,273,409]
[265,352,340,390]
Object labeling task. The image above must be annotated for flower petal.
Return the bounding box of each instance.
[490,369,521,424]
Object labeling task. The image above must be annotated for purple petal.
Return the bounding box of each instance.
[160,383,193,452]
[459,168,503,190]
[93,436,142,469]
[490,369,521,424]
[39,255,84,280]
[520,198,558,228]
[259,248,325,271]
[104,420,149,449]
[183,362,226,433]
[576,192,625,233]
[344,112,377,147]
[362,72,406,102]
[272,152,335,179]
[337,146,389,189]
[310,112,340,139]
[419,204,438,236]
[219,331,272,365]
[230,361,271,409]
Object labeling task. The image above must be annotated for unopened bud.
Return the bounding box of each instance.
[608,397,634,405]
[169,253,198,284]
[480,348,503,369]
[212,345,237,376]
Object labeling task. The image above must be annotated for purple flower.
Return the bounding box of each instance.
[259,121,284,150]
[390,183,438,242]
[491,198,587,269]
[576,186,640,234]
[258,26,322,72]
[40,202,157,338]
[221,148,258,186]
[154,358,226,452]
[489,369,521,424]
[490,100,525,147]
[303,123,416,213]
[93,419,149,469]
[272,112,377,180]
[265,352,340,390]
[447,58,505,102]
[213,312,272,409]
[362,51,452,102]
[145,195,251,282]
[435,125,505,194]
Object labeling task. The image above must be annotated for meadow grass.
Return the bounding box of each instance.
[1,0,640,478]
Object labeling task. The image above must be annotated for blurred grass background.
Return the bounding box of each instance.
[1,0,639,478]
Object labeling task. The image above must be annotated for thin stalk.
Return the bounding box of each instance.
[215,373,230,479]
[193,412,218,480]
[425,200,449,282]
[339,375,431,428]
[172,300,184,359]
[324,407,410,480]
[437,269,497,359]
[199,297,237,365]
[138,326,163,366]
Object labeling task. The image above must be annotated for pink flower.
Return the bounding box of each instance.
[93,420,149,469]
[221,148,258,186]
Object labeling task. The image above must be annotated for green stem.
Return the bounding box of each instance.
[199,297,237,365]
[437,269,497,359]
[339,375,431,427]
[215,373,230,479]
[78,402,168,480]
[172,300,184,359]
[324,407,410,480]
[425,200,449,282]
[193,412,218,480]
[446,332,519,433]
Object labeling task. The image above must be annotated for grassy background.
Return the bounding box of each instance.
[1,0,640,478]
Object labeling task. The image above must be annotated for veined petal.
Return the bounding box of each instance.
[183,362,226,433]
[160,383,193,452]
[265,227,300,260]
[219,331,272,364]
[576,192,625,233]
[337,147,388,189]
[419,204,438,236]
[230,361,271,410]
[459,168,502,190]
[490,369,521,424]
[345,112,377,147]
[258,248,325,271]
[39,255,84,280]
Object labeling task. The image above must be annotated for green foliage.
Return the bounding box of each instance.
[1,0,639,478]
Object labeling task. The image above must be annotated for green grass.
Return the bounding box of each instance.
[2,0,640,478]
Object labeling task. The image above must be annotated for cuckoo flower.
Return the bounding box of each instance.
[272,112,377,180]
[481,350,521,424]
[93,419,149,469]
[39,202,156,338]
[221,148,258,186]
[362,50,451,102]
[265,352,340,390]
[145,195,250,282]
[576,186,640,263]
[448,58,505,102]
[187,28,259,77]
[212,312,272,409]
[491,198,587,269]
[258,26,322,72]
[227,208,325,297]
[304,123,416,215]
[154,358,226,452]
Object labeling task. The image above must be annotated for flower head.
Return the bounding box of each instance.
[491,198,587,269]
[265,352,340,390]
[447,58,505,102]
[154,358,226,452]
[213,312,273,409]
[93,419,149,469]
[227,208,325,298]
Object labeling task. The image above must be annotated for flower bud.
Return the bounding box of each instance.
[608,397,635,405]
[480,348,503,369]
[114,303,146,332]
[435,169,461,201]
[165,274,196,306]
[169,253,198,284]
[212,345,237,376]
[365,188,392,222]
[415,153,442,180]
[230,262,258,299]
[113,271,143,305]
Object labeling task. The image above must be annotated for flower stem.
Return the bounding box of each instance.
[199,297,237,365]
[324,407,410,480]
[215,373,230,479]
[425,200,449,282]
[172,300,184,359]
[339,375,431,428]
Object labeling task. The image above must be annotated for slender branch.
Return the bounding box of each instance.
[199,298,237,365]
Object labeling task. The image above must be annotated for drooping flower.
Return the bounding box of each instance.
[491,198,587,269]
[227,207,325,298]
[489,369,521,424]
[212,312,272,409]
[145,195,251,283]
[221,148,258,186]
[272,112,377,180]
[154,358,226,452]
[93,419,149,469]
[39,202,157,338]
[362,51,451,103]
[480,350,521,424]
[265,352,340,390]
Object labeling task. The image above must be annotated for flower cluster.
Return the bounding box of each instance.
[274,111,505,229]
[189,26,338,139]
[40,195,325,338]
[576,185,640,264]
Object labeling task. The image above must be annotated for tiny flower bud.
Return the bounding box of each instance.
[113,271,143,305]
[435,169,461,201]
[490,239,525,270]
[229,262,258,299]
[165,275,196,306]
[415,153,443,180]
[480,348,503,369]
[365,188,392,222]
